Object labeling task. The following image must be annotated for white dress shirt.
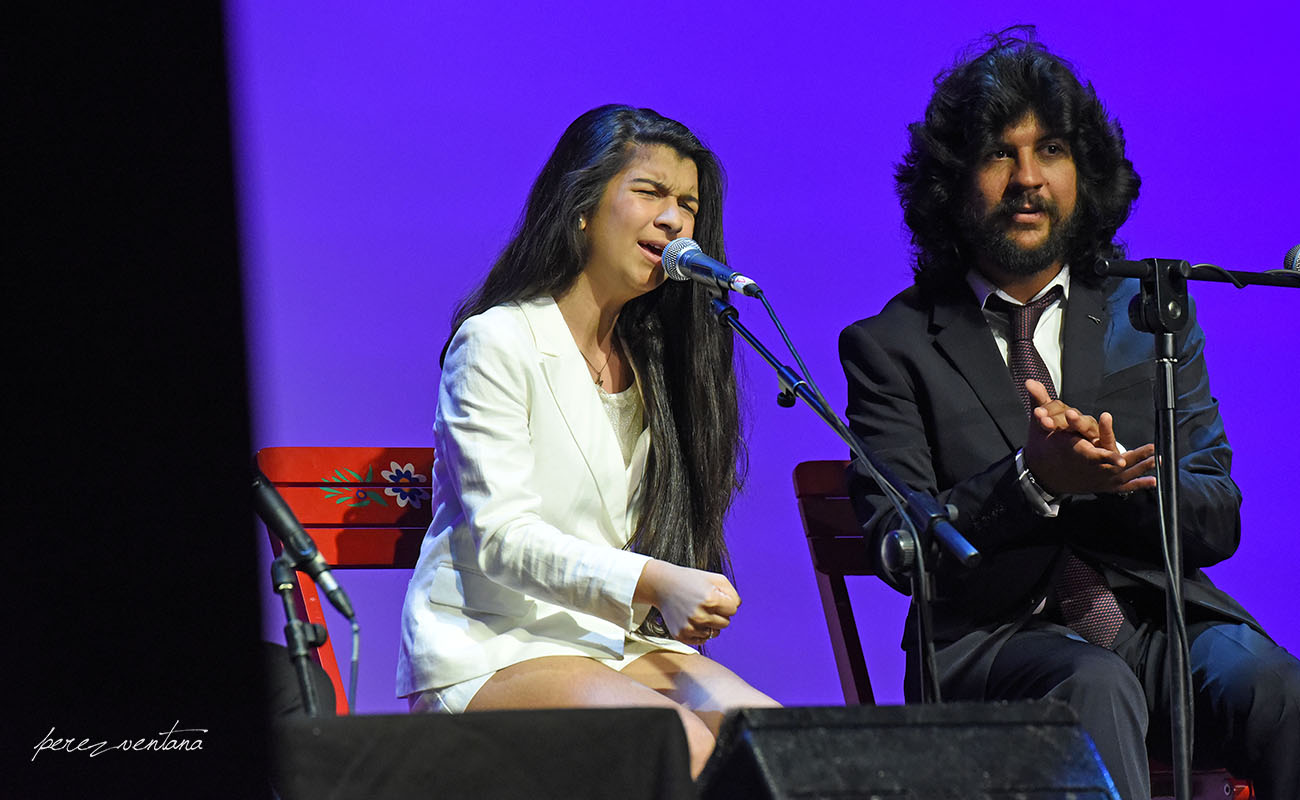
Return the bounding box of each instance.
[965,264,1071,396]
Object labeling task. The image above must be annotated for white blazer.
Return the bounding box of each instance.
[397,296,692,697]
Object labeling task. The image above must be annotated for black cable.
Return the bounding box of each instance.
[1188,263,1245,288]
[348,620,360,714]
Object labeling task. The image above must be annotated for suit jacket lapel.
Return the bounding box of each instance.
[519,297,630,539]
[1060,278,1107,411]
[932,290,1026,449]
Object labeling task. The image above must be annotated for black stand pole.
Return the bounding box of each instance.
[707,295,977,703]
[880,526,942,703]
[1127,259,1194,800]
[1097,256,1299,800]
[272,553,329,718]
[1155,327,1194,800]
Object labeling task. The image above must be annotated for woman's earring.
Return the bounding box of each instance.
[578,216,586,231]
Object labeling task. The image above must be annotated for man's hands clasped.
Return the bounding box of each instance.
[1022,379,1157,497]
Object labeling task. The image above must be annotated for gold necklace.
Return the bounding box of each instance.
[579,339,615,387]
[582,346,611,387]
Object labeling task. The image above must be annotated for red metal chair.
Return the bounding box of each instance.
[257,446,434,715]
[792,459,1254,800]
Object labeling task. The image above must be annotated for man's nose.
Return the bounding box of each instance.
[1010,150,1044,189]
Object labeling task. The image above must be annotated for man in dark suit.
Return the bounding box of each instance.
[839,31,1299,800]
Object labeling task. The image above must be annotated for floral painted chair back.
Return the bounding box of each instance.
[256,446,434,714]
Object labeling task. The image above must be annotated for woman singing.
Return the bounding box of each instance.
[397,105,777,775]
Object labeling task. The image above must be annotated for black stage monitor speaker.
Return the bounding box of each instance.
[698,701,1119,800]
[273,707,694,800]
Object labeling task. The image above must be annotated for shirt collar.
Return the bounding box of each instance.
[967,264,1072,309]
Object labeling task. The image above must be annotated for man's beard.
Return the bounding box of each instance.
[960,192,1077,276]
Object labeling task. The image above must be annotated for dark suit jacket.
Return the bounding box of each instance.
[839,270,1259,652]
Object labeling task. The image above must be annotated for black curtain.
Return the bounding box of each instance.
[11,4,267,796]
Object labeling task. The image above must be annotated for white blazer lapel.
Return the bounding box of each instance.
[519,297,630,540]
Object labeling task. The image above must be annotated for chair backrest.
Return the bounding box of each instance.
[257,446,434,714]
[792,459,875,705]
[792,460,1255,799]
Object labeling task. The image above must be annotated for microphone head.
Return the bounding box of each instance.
[1285,244,1300,272]
[662,237,701,282]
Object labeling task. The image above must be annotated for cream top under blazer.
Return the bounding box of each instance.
[397,296,693,697]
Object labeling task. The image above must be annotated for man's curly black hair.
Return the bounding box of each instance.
[896,27,1141,295]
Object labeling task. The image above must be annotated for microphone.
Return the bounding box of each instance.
[1285,244,1300,271]
[662,238,761,297]
[253,468,356,619]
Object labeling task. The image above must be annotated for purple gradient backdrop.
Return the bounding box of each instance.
[228,3,1299,713]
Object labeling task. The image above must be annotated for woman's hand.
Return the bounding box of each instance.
[635,560,740,646]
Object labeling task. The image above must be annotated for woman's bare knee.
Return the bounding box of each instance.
[464,656,720,777]
[621,651,780,734]
[677,706,716,778]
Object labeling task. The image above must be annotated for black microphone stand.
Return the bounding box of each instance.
[271,553,330,718]
[254,466,361,713]
[707,293,980,704]
[1096,257,1299,800]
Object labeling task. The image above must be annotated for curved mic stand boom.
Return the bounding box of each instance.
[705,291,980,705]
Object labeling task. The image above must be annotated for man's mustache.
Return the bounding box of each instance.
[993,193,1059,222]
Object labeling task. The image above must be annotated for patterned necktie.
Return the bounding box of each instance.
[988,285,1064,414]
[988,285,1125,648]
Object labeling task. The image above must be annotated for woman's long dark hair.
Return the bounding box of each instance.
[447,105,743,633]
[896,27,1141,295]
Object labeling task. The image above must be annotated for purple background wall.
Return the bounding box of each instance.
[228,3,1299,713]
